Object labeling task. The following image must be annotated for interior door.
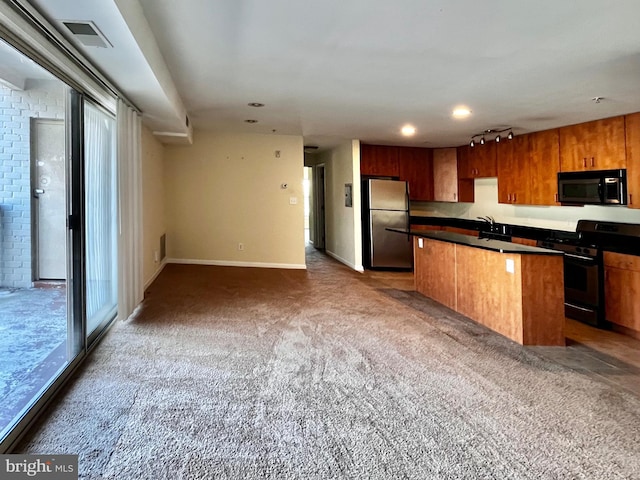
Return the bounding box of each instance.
[32,118,66,280]
[315,164,326,250]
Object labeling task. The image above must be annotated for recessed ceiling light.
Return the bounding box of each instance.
[401,125,416,136]
[244,119,258,123]
[452,107,472,119]
[248,102,264,107]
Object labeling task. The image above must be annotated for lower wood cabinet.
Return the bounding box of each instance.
[414,237,456,310]
[604,251,640,333]
[414,237,565,345]
[455,245,564,345]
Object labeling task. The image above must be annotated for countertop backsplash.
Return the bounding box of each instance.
[411,178,640,232]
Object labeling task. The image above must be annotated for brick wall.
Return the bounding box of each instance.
[0,79,65,288]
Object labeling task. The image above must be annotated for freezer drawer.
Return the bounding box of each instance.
[369,210,412,268]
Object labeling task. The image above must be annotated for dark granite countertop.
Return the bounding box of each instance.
[409,215,579,242]
[389,228,564,256]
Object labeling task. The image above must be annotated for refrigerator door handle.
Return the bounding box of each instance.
[406,188,411,242]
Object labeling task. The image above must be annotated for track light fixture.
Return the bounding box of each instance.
[469,128,514,147]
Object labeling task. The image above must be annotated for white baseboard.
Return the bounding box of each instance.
[167,258,307,270]
[144,259,168,290]
[326,250,364,273]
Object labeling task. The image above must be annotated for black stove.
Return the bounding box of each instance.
[537,220,640,328]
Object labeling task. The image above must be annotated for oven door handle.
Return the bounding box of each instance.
[564,252,597,263]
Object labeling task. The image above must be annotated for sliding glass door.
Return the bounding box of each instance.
[84,103,117,340]
[0,40,80,447]
[0,37,120,450]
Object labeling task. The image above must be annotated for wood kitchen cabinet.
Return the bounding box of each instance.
[433,147,473,202]
[528,129,561,205]
[496,134,530,204]
[559,116,626,172]
[604,251,640,334]
[414,237,456,310]
[459,141,497,178]
[454,244,564,345]
[398,147,433,201]
[360,144,399,177]
[624,113,640,208]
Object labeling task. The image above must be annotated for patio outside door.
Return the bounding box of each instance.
[32,118,66,280]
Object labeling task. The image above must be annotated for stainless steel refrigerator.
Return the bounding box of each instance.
[362,178,412,269]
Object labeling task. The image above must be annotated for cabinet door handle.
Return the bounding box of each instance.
[583,157,587,167]
[630,193,633,205]
[513,193,517,203]
[453,192,457,200]
[591,157,595,167]
[555,193,558,203]
[507,193,511,202]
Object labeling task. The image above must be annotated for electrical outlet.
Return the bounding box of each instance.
[238,243,244,251]
[289,196,297,205]
[418,238,424,248]
[505,258,515,274]
[153,250,159,263]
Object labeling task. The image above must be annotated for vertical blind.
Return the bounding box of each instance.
[117,99,143,320]
[84,102,118,334]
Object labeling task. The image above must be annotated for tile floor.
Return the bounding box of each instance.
[362,268,640,399]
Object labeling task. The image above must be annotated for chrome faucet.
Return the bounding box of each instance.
[476,216,495,226]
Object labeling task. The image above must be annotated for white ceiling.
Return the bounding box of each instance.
[17,0,640,149]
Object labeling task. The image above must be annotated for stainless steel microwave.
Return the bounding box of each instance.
[557,169,627,205]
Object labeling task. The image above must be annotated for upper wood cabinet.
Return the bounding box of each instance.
[433,147,474,203]
[398,147,433,201]
[559,116,626,171]
[604,251,640,333]
[360,144,399,177]
[459,141,498,178]
[496,135,530,204]
[528,129,561,206]
[625,113,640,208]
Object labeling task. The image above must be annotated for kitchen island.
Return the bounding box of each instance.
[394,229,566,346]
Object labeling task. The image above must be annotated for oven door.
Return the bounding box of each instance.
[563,252,601,325]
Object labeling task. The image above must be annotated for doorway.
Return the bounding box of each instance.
[31,118,66,280]
[314,164,326,250]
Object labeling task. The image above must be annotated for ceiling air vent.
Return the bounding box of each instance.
[62,21,112,48]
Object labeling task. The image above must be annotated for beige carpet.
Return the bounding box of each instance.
[18,247,640,479]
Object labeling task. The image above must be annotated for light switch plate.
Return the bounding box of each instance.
[418,238,424,248]
[289,196,297,205]
[505,258,515,274]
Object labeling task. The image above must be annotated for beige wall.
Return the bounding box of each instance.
[320,140,363,271]
[164,131,305,268]
[141,125,166,288]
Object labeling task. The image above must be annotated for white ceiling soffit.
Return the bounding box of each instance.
[25,0,192,144]
[21,0,640,149]
[135,0,640,149]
